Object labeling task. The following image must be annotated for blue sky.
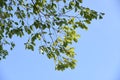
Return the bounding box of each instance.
[0,0,120,80]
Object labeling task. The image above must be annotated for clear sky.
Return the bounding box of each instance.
[0,0,120,80]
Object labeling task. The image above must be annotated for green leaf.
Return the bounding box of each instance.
[84,20,91,24]
[14,22,18,25]
[24,26,31,34]
[27,44,34,51]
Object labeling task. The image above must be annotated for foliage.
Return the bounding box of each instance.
[0,0,104,71]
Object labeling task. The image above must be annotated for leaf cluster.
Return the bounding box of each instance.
[0,0,104,71]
